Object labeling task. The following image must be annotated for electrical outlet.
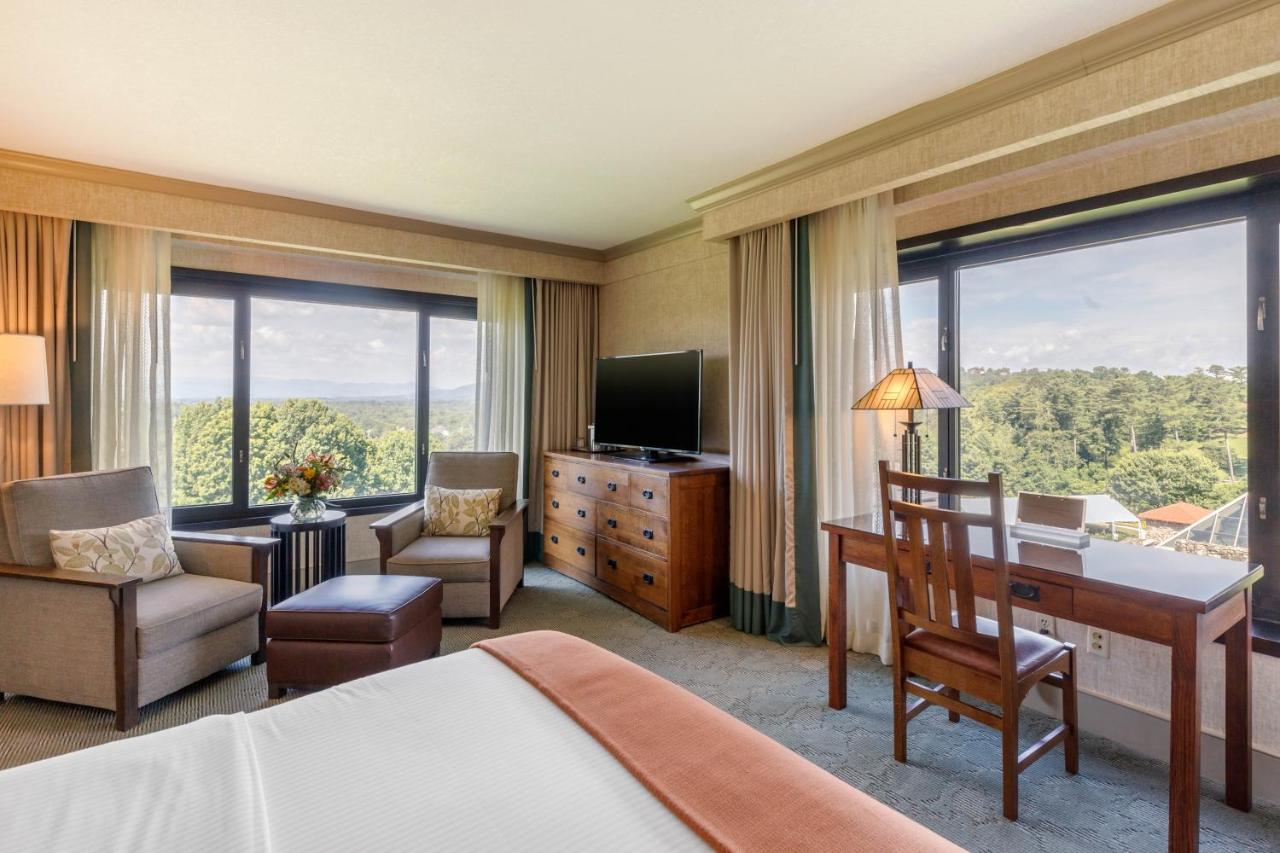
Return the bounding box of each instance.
[1086,626,1110,658]
[1036,615,1055,636]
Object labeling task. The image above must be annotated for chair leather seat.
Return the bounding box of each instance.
[136,574,262,658]
[267,575,443,644]
[384,536,490,583]
[904,615,1067,679]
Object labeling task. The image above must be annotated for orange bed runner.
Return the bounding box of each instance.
[474,631,962,853]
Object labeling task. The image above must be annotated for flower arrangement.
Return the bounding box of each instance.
[264,451,346,521]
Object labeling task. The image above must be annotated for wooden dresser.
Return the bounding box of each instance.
[542,450,729,632]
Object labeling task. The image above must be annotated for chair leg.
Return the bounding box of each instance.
[115,702,139,732]
[1063,648,1079,775]
[487,613,500,629]
[892,663,908,763]
[946,687,960,723]
[1001,706,1020,821]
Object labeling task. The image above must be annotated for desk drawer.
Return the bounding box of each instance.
[544,488,595,533]
[629,473,670,515]
[597,539,669,610]
[544,520,595,573]
[972,567,1072,617]
[596,501,669,558]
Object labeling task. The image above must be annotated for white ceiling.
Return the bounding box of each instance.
[0,0,1168,250]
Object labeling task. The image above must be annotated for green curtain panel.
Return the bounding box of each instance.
[522,277,540,558]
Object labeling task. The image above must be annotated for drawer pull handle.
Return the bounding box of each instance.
[551,500,560,509]
[606,558,617,569]
[607,519,617,528]
[576,546,586,556]
[550,535,559,544]
[577,475,587,484]
[643,529,654,540]
[552,469,560,478]
[607,482,617,491]
[1009,581,1040,602]
[642,573,654,585]
[642,489,654,499]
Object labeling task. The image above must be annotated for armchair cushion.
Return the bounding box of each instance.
[136,574,262,658]
[385,536,490,582]
[0,467,160,566]
[50,513,184,583]
[424,485,501,536]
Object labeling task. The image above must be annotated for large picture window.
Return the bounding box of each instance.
[171,269,476,525]
[898,172,1280,637]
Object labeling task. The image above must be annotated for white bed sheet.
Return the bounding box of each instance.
[0,649,707,852]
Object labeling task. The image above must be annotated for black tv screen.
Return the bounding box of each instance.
[595,350,702,454]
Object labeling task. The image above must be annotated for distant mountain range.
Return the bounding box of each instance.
[173,379,474,402]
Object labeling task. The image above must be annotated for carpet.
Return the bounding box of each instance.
[1,566,1276,852]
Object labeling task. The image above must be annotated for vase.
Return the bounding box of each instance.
[289,495,328,522]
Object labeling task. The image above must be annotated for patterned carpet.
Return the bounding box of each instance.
[2,566,1277,852]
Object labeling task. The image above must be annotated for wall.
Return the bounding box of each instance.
[599,231,731,453]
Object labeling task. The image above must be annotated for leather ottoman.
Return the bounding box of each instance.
[266,575,443,698]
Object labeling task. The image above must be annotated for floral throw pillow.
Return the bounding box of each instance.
[424,485,502,537]
[49,513,184,582]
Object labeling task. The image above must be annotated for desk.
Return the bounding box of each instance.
[823,514,1263,853]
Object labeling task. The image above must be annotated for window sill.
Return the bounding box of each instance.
[172,498,417,532]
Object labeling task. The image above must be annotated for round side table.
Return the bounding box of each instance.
[268,509,347,604]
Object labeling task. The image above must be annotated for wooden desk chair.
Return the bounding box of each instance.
[877,461,1078,820]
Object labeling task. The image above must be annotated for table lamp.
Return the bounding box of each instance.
[0,334,50,406]
[853,362,969,499]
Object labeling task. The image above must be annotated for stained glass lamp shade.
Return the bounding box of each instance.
[852,362,969,482]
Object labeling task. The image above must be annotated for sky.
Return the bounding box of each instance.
[922,220,1248,376]
[171,296,477,400]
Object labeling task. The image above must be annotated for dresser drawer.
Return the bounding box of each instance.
[629,473,670,515]
[971,567,1072,617]
[577,465,629,502]
[543,488,595,533]
[544,458,589,494]
[595,501,669,558]
[544,520,595,573]
[597,539,669,610]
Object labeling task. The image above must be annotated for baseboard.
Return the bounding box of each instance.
[1024,686,1280,807]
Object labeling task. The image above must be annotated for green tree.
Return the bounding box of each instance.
[368,428,417,494]
[172,398,234,505]
[1106,447,1221,513]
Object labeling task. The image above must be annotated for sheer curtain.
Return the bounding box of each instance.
[90,225,173,511]
[809,192,902,663]
[474,272,528,496]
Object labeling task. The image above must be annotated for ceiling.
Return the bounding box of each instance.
[0,1,1169,251]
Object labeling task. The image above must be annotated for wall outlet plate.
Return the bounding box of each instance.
[1086,626,1110,658]
[1037,615,1055,636]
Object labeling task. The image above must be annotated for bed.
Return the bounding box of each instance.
[0,631,960,852]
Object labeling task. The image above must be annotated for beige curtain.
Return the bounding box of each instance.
[90,225,173,510]
[810,192,902,663]
[727,222,796,635]
[527,279,597,536]
[0,213,72,482]
[474,272,528,496]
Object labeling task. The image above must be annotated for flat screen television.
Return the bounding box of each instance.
[594,350,702,458]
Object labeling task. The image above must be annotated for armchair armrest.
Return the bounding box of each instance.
[371,501,425,572]
[490,499,529,532]
[0,562,143,590]
[171,530,275,551]
[172,531,274,586]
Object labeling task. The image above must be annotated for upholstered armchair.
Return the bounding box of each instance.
[0,467,273,730]
[371,452,526,629]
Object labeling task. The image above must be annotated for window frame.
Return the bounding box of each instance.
[897,166,1280,644]
[170,268,476,528]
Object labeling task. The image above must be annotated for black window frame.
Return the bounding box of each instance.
[896,160,1280,645]
[169,268,476,528]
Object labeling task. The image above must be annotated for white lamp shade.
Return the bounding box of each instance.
[0,334,50,405]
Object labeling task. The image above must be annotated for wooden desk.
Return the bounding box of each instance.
[823,514,1263,853]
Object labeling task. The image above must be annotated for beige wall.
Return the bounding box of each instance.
[600,232,731,453]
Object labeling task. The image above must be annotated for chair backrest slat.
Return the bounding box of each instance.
[877,460,1014,675]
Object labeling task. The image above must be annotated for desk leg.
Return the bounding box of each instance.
[1168,611,1202,853]
[828,533,847,710]
[1225,592,1253,812]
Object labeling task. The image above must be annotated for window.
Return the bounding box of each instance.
[170,269,476,525]
[898,171,1280,636]
[898,277,940,476]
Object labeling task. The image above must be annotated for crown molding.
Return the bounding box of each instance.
[0,147,606,263]
[686,0,1275,216]
[602,216,704,261]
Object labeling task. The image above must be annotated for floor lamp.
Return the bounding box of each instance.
[852,362,969,503]
[0,334,52,480]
